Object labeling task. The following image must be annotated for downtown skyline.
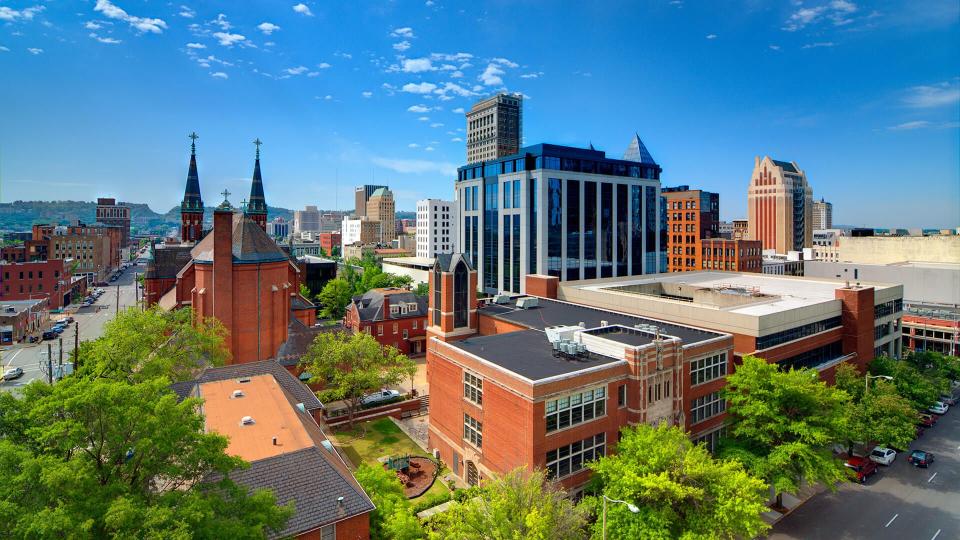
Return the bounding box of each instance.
[1,0,958,227]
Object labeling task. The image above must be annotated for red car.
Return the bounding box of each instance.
[918,414,936,428]
[845,457,878,483]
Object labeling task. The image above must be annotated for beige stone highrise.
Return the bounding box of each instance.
[366,187,396,243]
[466,93,522,164]
[747,156,813,253]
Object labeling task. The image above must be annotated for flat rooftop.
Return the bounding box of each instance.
[382,256,434,268]
[480,297,724,346]
[453,329,624,382]
[199,374,315,462]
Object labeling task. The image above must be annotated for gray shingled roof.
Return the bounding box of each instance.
[349,288,428,323]
[434,253,472,273]
[212,446,374,540]
[173,360,322,411]
[276,319,343,367]
[191,213,289,264]
[144,245,194,280]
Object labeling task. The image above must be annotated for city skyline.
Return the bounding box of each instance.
[1,0,958,227]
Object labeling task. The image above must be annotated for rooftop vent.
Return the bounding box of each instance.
[601,320,609,327]
[516,297,539,309]
[232,390,245,398]
[238,377,251,384]
[493,294,511,305]
[240,416,255,425]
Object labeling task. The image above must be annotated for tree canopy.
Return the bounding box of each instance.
[587,423,769,540]
[834,362,917,451]
[353,463,424,540]
[868,355,942,410]
[315,258,413,320]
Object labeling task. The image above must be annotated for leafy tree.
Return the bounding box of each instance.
[76,306,229,383]
[317,278,354,319]
[0,377,292,538]
[354,464,424,540]
[721,356,850,507]
[835,363,917,453]
[904,351,959,391]
[429,468,587,540]
[869,355,941,410]
[299,331,416,426]
[298,282,313,300]
[586,423,769,540]
[414,282,430,297]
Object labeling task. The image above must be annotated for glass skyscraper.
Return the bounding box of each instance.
[456,142,663,294]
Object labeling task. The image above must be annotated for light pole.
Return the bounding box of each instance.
[865,374,894,394]
[602,495,639,540]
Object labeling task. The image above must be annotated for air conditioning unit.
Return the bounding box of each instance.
[516,297,539,309]
[493,294,511,305]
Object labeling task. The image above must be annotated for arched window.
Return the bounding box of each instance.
[433,266,442,327]
[454,261,468,328]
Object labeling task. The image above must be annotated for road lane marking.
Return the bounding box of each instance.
[885,514,899,528]
[4,348,22,368]
[930,529,941,540]
[928,472,937,483]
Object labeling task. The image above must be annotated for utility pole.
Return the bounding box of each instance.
[74,322,79,369]
[58,337,63,372]
[46,343,53,384]
[116,283,120,315]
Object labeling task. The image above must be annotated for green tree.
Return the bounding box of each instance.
[0,377,292,539]
[414,282,429,297]
[429,469,587,540]
[316,278,354,319]
[835,363,917,452]
[869,355,941,410]
[298,282,313,300]
[587,423,769,540]
[299,331,416,426]
[904,351,959,391]
[77,306,229,383]
[353,464,424,540]
[721,356,850,507]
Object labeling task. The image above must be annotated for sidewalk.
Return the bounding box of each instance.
[760,483,826,526]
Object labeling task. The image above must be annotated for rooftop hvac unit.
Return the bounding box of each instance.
[240,416,255,425]
[493,294,511,305]
[601,320,609,327]
[516,297,539,309]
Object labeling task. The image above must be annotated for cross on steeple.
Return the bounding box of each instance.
[189,131,199,155]
[221,188,231,202]
[253,138,263,159]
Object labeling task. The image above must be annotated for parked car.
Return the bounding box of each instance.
[928,401,949,415]
[918,413,937,427]
[940,394,957,406]
[908,450,935,468]
[2,367,24,381]
[869,447,897,466]
[42,330,57,340]
[360,389,402,407]
[844,456,878,483]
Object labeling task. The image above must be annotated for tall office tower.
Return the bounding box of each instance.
[661,186,720,272]
[456,140,662,294]
[416,199,457,259]
[465,93,522,164]
[95,198,131,248]
[813,198,833,230]
[747,156,813,253]
[366,187,396,243]
[354,184,388,218]
[180,132,204,243]
[293,205,321,234]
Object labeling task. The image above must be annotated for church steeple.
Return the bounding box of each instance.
[181,132,204,243]
[245,137,268,231]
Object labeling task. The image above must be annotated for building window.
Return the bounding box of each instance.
[393,323,399,334]
[464,372,483,405]
[546,432,606,480]
[463,413,482,448]
[319,523,335,540]
[545,386,606,433]
[454,261,469,328]
[377,324,383,336]
[412,319,418,329]
[690,392,726,424]
[690,352,727,386]
[693,427,727,454]
[617,384,626,407]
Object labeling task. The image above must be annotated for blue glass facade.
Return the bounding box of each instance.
[547,178,563,278]
[584,181,597,279]
[483,179,498,289]
[566,179,580,281]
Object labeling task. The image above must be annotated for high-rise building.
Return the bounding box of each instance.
[354,184,388,218]
[661,186,719,272]
[813,198,833,230]
[416,199,457,259]
[747,156,813,253]
[293,205,321,234]
[181,132,205,243]
[466,93,522,164]
[456,139,662,294]
[95,198,131,248]
[266,217,289,239]
[244,138,268,232]
[366,187,396,243]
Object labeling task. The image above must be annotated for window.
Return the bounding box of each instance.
[412,319,418,329]
[546,432,605,480]
[755,317,841,350]
[319,523,335,540]
[393,323,398,334]
[377,324,383,336]
[617,384,626,407]
[690,352,727,385]
[545,386,605,433]
[463,413,482,448]
[464,372,483,405]
[690,392,725,424]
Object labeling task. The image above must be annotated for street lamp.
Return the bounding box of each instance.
[865,374,894,394]
[602,495,639,540]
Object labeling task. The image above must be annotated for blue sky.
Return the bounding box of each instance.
[1,0,958,227]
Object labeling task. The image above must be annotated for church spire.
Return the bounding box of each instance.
[181,132,204,242]
[246,138,268,231]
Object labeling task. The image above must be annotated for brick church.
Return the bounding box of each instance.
[144,134,316,365]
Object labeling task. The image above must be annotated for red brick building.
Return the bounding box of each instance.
[0,259,87,309]
[700,238,763,272]
[662,186,720,272]
[317,232,342,255]
[344,287,428,356]
[425,256,733,493]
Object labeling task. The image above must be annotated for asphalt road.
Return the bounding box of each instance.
[0,265,141,392]
[769,403,960,540]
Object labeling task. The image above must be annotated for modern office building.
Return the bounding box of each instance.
[341,218,381,251]
[266,217,289,239]
[354,185,388,218]
[293,205,322,234]
[95,198,131,248]
[416,199,457,259]
[662,186,720,272]
[456,140,663,295]
[700,239,762,272]
[366,188,396,244]
[747,157,813,253]
[466,93,523,164]
[813,198,833,231]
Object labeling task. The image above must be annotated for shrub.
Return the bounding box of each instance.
[410,491,453,514]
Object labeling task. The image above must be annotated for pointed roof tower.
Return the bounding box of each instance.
[246,138,267,217]
[622,133,656,165]
[182,132,204,213]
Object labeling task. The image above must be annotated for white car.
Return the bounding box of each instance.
[928,401,948,415]
[2,367,24,381]
[869,447,896,466]
[360,389,401,407]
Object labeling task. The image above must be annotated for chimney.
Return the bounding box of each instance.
[272,436,278,446]
[213,204,234,356]
[381,292,390,320]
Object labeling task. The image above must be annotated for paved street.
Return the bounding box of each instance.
[0,265,141,392]
[770,405,960,540]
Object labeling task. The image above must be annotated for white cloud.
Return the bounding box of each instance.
[292,3,314,16]
[186,42,206,49]
[418,116,430,121]
[324,94,333,100]
[520,71,543,79]
[783,6,826,31]
[179,5,195,18]
[430,123,444,128]
[94,0,167,34]
[479,63,504,86]
[391,27,414,38]
[431,52,473,62]
[317,62,331,69]
[451,137,462,142]
[491,57,518,68]
[257,22,280,35]
[783,1,859,31]
[213,32,246,47]
[402,58,434,73]
[0,46,9,52]
[769,44,781,51]
[362,91,373,98]
[89,33,122,44]
[284,66,309,75]
[408,143,419,148]
[802,42,835,48]
[434,82,477,100]
[0,5,44,22]
[452,107,465,114]
[211,71,228,79]
[407,104,432,113]
[84,21,102,30]
[211,13,230,30]
[705,33,718,39]
[425,147,435,152]
[371,157,457,176]
[903,81,960,108]
[27,47,43,55]
[402,82,437,94]
[306,71,319,77]
[264,41,276,47]
[335,51,352,59]
[887,120,931,131]
[393,41,411,52]
[450,70,464,78]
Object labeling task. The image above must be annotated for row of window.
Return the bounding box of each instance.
[874,299,903,319]
[545,386,606,433]
[463,413,482,448]
[3,270,60,280]
[458,155,659,181]
[691,353,727,386]
[690,392,726,424]
[545,432,606,480]
[755,316,842,351]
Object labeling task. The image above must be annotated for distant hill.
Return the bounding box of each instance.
[163,205,294,223]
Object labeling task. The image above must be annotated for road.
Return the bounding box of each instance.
[769,404,960,540]
[0,265,141,392]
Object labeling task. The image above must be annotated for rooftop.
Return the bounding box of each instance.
[382,256,435,269]
[191,213,290,264]
[173,360,323,412]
